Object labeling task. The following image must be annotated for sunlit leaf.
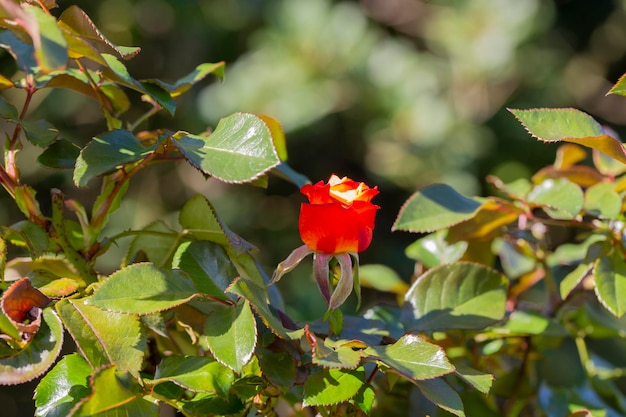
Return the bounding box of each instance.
[365,334,454,381]
[510,108,626,165]
[402,262,508,331]
[454,365,493,395]
[0,308,63,385]
[85,263,200,314]
[173,113,280,183]
[153,355,234,395]
[56,298,145,376]
[358,264,408,295]
[69,365,156,417]
[172,241,238,301]
[302,367,365,407]
[405,231,467,268]
[527,178,584,219]
[393,184,483,233]
[595,251,626,317]
[203,299,257,373]
[73,129,156,187]
[24,4,68,72]
[584,182,621,219]
[34,353,91,417]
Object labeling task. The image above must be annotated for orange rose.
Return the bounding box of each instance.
[299,174,379,254]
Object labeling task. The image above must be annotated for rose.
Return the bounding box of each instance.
[299,174,379,254]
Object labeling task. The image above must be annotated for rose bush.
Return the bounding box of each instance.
[299,174,379,254]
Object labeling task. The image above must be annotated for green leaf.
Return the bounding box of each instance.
[150,62,225,97]
[415,378,465,417]
[509,108,626,165]
[527,178,584,219]
[85,263,200,314]
[302,367,365,407]
[25,5,68,72]
[70,365,156,417]
[172,241,238,301]
[56,298,145,376]
[595,251,626,317]
[353,384,376,415]
[584,182,621,219]
[307,330,361,369]
[402,262,508,331]
[0,308,63,385]
[178,194,255,256]
[22,119,59,147]
[38,139,81,169]
[179,393,244,416]
[3,220,50,256]
[153,355,234,396]
[256,348,296,392]
[560,241,608,300]
[393,184,483,233]
[101,54,175,114]
[173,113,280,183]
[608,72,626,97]
[203,299,257,373]
[34,353,92,417]
[226,278,290,340]
[125,220,179,268]
[500,310,568,337]
[0,95,18,119]
[0,29,38,73]
[365,334,454,381]
[358,264,409,295]
[455,365,493,395]
[73,129,156,187]
[58,6,140,60]
[405,230,467,268]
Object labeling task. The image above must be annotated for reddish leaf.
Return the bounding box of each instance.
[1,278,50,338]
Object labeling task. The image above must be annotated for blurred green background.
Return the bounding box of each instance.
[3,0,626,413]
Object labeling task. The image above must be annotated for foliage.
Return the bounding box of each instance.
[2,2,626,417]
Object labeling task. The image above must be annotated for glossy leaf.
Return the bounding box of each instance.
[203,299,257,373]
[447,200,521,241]
[73,129,156,187]
[510,108,626,165]
[595,251,626,317]
[70,365,156,417]
[302,367,365,407]
[402,262,508,331]
[365,334,454,381]
[153,355,233,395]
[393,184,483,233]
[416,378,465,417]
[37,139,81,169]
[85,263,200,314]
[34,353,92,417]
[0,309,63,385]
[173,113,280,183]
[179,393,244,416]
[56,298,145,375]
[172,241,238,301]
